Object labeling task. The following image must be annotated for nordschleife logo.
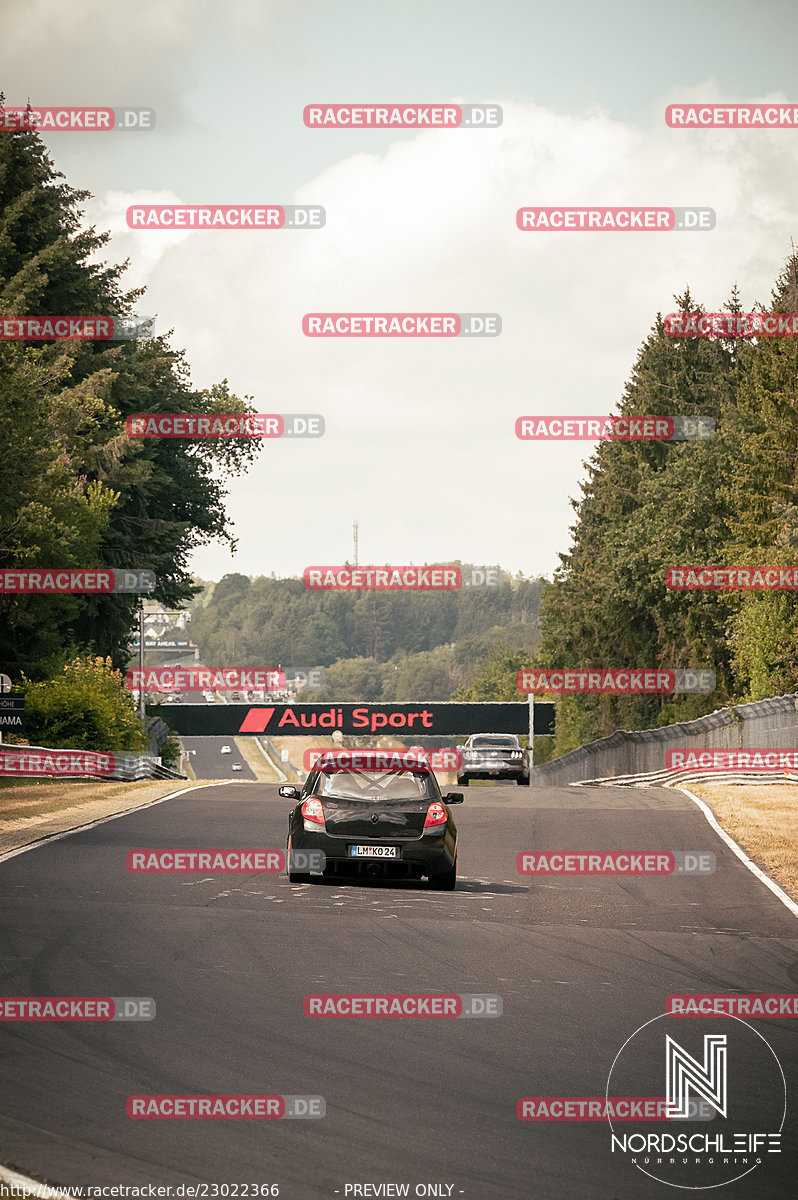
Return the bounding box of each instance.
[605,1013,786,1189]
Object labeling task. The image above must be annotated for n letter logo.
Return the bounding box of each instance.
[666,1034,727,1119]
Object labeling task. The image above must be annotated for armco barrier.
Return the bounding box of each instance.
[0,744,185,781]
[144,715,174,758]
[572,768,798,789]
[113,752,186,781]
[531,693,798,785]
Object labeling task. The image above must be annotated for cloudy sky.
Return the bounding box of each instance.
[4,0,798,582]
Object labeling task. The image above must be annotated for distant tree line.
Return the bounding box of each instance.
[189,571,546,700]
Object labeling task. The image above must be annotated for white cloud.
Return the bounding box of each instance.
[86,190,190,279]
[2,0,289,113]
[81,97,798,580]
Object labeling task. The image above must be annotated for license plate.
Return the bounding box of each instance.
[349,845,398,858]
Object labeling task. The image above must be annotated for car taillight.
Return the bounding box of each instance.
[424,801,448,829]
[301,797,326,826]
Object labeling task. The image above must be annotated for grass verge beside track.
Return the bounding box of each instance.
[0,777,210,858]
[688,781,798,903]
[233,736,281,782]
[0,1170,72,1199]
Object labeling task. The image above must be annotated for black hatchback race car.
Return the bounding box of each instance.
[281,749,462,889]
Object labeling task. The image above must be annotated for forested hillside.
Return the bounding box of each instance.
[537,260,798,755]
[189,570,546,700]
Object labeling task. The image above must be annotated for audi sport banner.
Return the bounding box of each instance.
[150,701,556,737]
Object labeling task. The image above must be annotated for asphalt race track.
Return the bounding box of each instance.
[0,781,796,1198]
[182,737,257,781]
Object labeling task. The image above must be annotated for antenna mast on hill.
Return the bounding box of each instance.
[353,519,359,566]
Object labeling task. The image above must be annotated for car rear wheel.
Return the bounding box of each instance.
[516,776,529,786]
[286,835,311,883]
[429,857,457,891]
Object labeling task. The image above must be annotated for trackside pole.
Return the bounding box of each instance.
[528,693,534,785]
[139,604,145,720]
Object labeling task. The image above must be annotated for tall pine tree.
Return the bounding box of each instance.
[0,112,260,676]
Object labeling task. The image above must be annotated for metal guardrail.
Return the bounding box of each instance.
[143,714,173,757]
[254,736,288,782]
[572,767,798,788]
[0,744,186,781]
[531,692,798,786]
[112,752,186,780]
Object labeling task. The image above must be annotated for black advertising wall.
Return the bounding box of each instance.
[152,701,556,737]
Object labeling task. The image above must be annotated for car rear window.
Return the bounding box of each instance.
[471,737,517,748]
[311,768,436,802]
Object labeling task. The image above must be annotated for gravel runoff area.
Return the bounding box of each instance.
[687,781,798,903]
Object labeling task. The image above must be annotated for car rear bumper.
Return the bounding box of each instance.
[290,826,456,878]
[459,760,528,779]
